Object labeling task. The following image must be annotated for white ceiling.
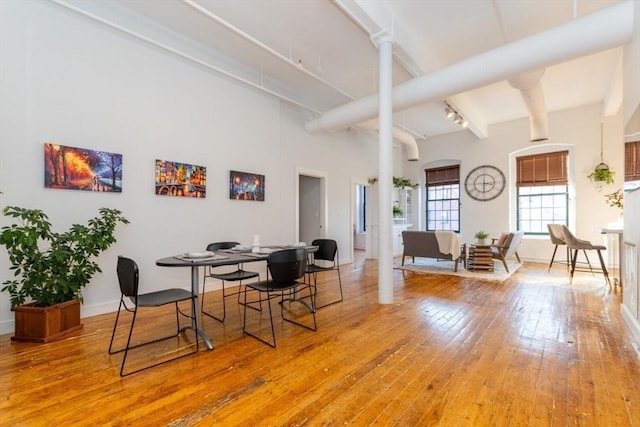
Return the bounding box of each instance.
[96,0,625,141]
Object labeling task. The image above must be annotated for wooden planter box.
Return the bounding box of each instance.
[11,299,83,343]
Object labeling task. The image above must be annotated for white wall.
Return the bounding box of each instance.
[0,1,379,334]
[621,0,640,346]
[410,102,625,263]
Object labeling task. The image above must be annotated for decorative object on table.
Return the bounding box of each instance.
[155,159,206,198]
[464,165,506,201]
[604,188,624,209]
[229,170,265,201]
[0,206,129,342]
[44,142,122,192]
[474,230,489,245]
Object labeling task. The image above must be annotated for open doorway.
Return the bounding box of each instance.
[295,167,327,246]
[351,178,370,263]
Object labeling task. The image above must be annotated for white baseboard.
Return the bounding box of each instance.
[621,303,640,355]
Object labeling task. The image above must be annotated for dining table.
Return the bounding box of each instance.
[156,245,318,350]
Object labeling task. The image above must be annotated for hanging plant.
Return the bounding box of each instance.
[587,167,615,185]
[367,177,378,185]
[392,176,418,188]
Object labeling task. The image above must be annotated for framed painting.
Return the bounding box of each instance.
[229,170,265,201]
[44,142,122,192]
[155,159,206,198]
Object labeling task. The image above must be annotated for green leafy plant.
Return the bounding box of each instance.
[392,176,419,188]
[0,206,129,307]
[392,204,404,217]
[587,168,615,185]
[474,230,489,240]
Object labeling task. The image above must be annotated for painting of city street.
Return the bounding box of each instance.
[155,159,206,198]
[44,143,122,192]
[229,170,265,201]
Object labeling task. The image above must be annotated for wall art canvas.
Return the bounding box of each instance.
[229,170,265,201]
[44,142,122,192]
[155,159,206,198]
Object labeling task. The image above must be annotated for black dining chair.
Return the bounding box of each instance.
[305,239,343,309]
[108,256,199,377]
[242,248,316,348]
[201,241,260,322]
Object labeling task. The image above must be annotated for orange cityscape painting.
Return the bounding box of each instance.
[44,143,122,192]
[155,159,206,198]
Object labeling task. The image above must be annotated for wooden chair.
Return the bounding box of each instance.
[490,231,524,273]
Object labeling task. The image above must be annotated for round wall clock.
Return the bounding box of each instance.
[464,165,506,201]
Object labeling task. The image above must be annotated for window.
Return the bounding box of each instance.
[625,140,640,182]
[356,184,367,232]
[516,151,568,234]
[425,165,460,232]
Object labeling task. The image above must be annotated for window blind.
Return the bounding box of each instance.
[625,140,640,182]
[425,165,459,187]
[516,150,568,187]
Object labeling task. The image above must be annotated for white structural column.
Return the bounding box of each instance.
[377,36,394,304]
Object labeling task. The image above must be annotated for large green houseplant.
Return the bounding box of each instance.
[0,206,129,308]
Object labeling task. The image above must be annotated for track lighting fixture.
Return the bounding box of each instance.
[443,101,467,128]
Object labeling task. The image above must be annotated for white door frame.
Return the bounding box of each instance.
[295,166,328,244]
[351,177,370,264]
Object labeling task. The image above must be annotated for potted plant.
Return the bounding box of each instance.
[392,204,404,218]
[474,230,489,245]
[0,206,129,342]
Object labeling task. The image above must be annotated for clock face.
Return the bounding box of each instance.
[464,165,506,201]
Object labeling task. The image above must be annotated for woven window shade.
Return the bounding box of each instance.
[625,140,640,182]
[516,151,568,187]
[425,165,460,187]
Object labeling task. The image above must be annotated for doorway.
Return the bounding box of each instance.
[295,167,327,245]
[351,179,370,263]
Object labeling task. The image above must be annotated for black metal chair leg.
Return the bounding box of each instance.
[548,244,559,272]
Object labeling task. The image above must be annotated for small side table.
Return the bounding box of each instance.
[467,244,494,272]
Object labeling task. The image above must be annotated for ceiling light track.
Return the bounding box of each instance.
[443,101,467,128]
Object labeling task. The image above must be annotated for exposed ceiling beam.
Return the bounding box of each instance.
[306,1,633,136]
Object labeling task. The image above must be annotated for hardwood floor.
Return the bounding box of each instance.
[1,252,639,426]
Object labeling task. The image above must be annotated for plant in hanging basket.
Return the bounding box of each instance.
[392,176,419,188]
[587,167,615,185]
